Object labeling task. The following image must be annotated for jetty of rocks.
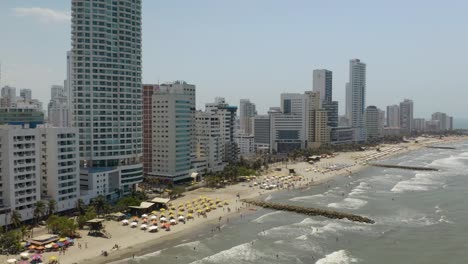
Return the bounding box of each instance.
[369,163,439,171]
[242,199,375,224]
[426,146,456,150]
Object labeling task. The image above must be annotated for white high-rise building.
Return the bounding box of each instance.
[71,0,143,195]
[305,91,329,148]
[1,86,17,107]
[400,99,414,135]
[195,111,226,173]
[235,134,255,155]
[39,127,80,212]
[431,112,450,131]
[413,118,426,132]
[0,125,80,226]
[239,99,256,136]
[0,126,41,226]
[345,83,352,124]
[386,105,400,128]
[280,93,308,143]
[48,85,69,127]
[313,69,333,103]
[20,89,32,101]
[205,98,238,163]
[365,106,381,141]
[148,83,195,182]
[269,110,305,153]
[378,109,385,137]
[253,115,270,150]
[348,59,367,142]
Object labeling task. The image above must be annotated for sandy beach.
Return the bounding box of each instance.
[1,136,464,264]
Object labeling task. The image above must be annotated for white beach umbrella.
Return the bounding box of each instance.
[160,217,167,222]
[122,219,129,224]
[141,214,148,218]
[130,222,138,227]
[7,259,17,263]
[150,215,157,220]
[20,253,29,258]
[149,226,158,232]
[140,224,148,230]
[170,219,177,224]
[178,215,185,220]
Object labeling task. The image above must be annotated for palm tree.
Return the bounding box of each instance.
[48,199,57,216]
[20,225,30,240]
[10,210,22,228]
[91,195,106,216]
[33,201,46,224]
[75,198,86,215]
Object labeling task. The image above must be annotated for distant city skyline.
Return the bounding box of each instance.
[1,0,467,121]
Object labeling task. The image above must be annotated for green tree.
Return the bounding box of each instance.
[46,215,77,237]
[0,230,22,254]
[77,206,97,229]
[75,198,86,215]
[48,199,57,216]
[33,200,46,224]
[20,225,30,240]
[10,210,22,229]
[91,195,106,216]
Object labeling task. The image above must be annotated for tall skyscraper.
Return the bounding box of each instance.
[239,99,256,135]
[71,0,143,195]
[399,99,414,135]
[206,98,238,163]
[345,83,352,124]
[19,89,32,101]
[431,112,453,131]
[48,85,69,127]
[348,59,367,141]
[314,69,338,128]
[313,69,333,103]
[280,93,308,143]
[386,105,400,128]
[305,91,329,148]
[148,82,195,182]
[365,106,381,141]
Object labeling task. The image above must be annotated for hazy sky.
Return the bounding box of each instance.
[0,0,467,119]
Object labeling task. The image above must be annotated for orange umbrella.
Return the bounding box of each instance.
[29,245,36,249]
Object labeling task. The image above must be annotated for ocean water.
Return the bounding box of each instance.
[117,141,468,264]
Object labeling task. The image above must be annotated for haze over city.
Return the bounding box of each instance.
[1,0,467,120]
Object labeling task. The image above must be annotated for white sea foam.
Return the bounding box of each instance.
[110,250,163,263]
[315,250,358,264]
[290,194,324,201]
[189,241,265,264]
[438,215,453,224]
[328,198,368,210]
[264,194,273,201]
[377,210,437,227]
[174,240,202,248]
[390,173,441,193]
[251,211,283,223]
[430,154,468,169]
[349,182,372,197]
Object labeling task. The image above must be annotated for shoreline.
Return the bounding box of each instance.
[2,136,465,264]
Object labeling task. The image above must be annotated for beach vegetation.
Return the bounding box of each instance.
[33,200,47,224]
[46,215,78,237]
[10,210,22,229]
[0,230,22,254]
[47,199,57,216]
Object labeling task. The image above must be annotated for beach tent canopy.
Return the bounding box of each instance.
[150,198,170,205]
[110,212,126,221]
[29,235,59,246]
[129,202,155,210]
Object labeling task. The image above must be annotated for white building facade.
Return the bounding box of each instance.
[71,0,143,195]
